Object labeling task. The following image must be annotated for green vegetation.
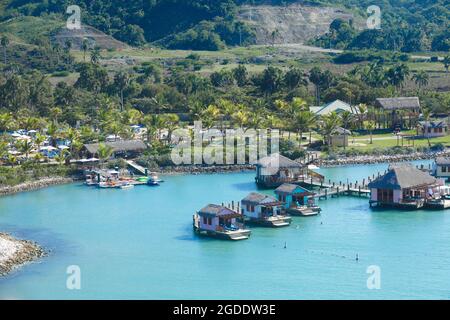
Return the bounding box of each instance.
[0,1,449,187]
[310,0,450,53]
[1,0,449,52]
[0,163,79,186]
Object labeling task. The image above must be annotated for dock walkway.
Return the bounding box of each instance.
[126,160,147,175]
[294,176,371,200]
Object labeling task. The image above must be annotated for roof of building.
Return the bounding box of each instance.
[333,127,352,135]
[435,157,450,166]
[257,153,303,169]
[198,204,240,218]
[368,164,438,190]
[241,192,281,206]
[312,100,354,116]
[84,140,147,154]
[274,183,309,194]
[375,97,420,111]
[419,121,448,128]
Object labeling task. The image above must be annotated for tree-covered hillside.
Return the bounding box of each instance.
[0,0,449,51]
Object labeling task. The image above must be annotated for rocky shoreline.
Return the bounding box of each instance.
[0,177,74,197]
[319,150,448,167]
[0,233,46,276]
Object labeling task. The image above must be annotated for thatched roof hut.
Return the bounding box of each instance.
[83,140,147,157]
[375,97,421,111]
[368,164,438,190]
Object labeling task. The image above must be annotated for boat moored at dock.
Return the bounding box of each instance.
[193,204,251,240]
[240,192,292,227]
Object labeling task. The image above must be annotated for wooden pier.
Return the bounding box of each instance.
[299,177,371,200]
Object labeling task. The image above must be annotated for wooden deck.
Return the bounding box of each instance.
[295,177,371,199]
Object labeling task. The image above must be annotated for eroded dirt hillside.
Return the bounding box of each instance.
[238,4,361,45]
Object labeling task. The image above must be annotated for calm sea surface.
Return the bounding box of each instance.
[1,160,450,300]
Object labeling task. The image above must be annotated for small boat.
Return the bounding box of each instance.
[149,172,164,183]
[193,204,251,241]
[120,183,134,190]
[147,180,160,186]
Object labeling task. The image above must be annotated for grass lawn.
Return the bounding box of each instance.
[346,134,450,151]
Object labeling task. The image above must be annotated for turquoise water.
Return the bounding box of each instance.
[1,160,450,300]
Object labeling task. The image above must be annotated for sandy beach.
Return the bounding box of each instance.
[0,233,45,276]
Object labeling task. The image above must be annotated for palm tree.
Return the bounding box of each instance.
[1,35,9,65]
[320,112,341,146]
[7,154,17,167]
[64,128,79,154]
[443,55,450,74]
[202,105,221,129]
[34,133,46,152]
[53,43,62,64]
[0,140,8,160]
[90,47,101,64]
[0,113,16,132]
[340,110,354,150]
[81,39,89,62]
[366,121,376,144]
[161,113,180,143]
[270,29,280,47]
[97,143,114,168]
[355,104,368,130]
[55,149,69,166]
[114,71,131,111]
[422,108,432,147]
[385,64,410,91]
[16,140,33,161]
[34,152,45,163]
[143,114,162,144]
[188,102,205,121]
[46,122,60,147]
[294,111,315,147]
[412,71,429,89]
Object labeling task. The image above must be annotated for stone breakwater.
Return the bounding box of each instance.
[319,150,450,167]
[0,177,74,197]
[159,164,256,175]
[0,233,45,276]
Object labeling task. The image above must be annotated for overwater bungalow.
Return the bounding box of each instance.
[240,192,291,227]
[275,183,321,216]
[193,204,251,241]
[368,164,443,209]
[255,153,324,188]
